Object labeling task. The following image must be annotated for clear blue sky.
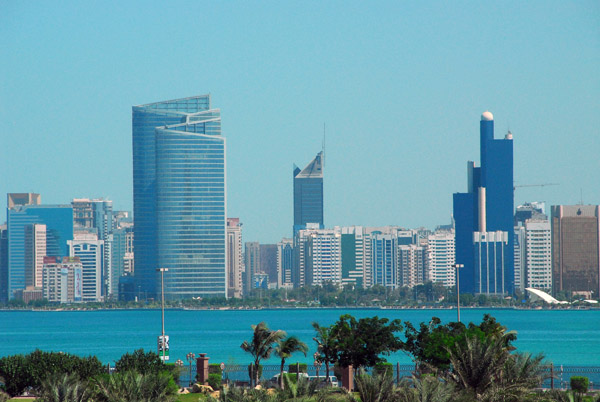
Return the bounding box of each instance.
[1,1,598,243]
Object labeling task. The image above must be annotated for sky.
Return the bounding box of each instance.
[1,1,599,244]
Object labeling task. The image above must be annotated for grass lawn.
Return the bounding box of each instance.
[177,393,202,402]
[8,399,36,402]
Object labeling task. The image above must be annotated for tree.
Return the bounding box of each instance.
[274,336,308,389]
[332,314,403,371]
[240,322,286,386]
[36,373,92,402]
[93,370,178,402]
[114,349,164,375]
[312,322,337,383]
[0,354,30,397]
[403,314,517,372]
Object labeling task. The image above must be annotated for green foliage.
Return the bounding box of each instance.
[0,350,103,397]
[36,372,93,402]
[208,373,222,390]
[0,354,30,397]
[395,375,454,402]
[571,376,589,394]
[403,314,517,371]
[331,314,403,369]
[209,363,223,375]
[247,364,263,383]
[114,348,164,375]
[240,322,285,385]
[93,370,178,402]
[354,371,396,402]
[373,362,393,378]
[288,363,308,373]
[313,321,337,383]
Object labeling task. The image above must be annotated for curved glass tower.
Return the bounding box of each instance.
[133,95,226,299]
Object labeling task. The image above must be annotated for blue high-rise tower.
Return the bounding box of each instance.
[453,111,514,295]
[293,151,324,234]
[132,95,226,299]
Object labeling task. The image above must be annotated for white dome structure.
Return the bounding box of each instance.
[481,111,494,121]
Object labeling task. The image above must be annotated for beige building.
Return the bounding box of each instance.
[226,218,243,298]
[551,205,600,298]
[24,223,46,288]
[42,256,83,303]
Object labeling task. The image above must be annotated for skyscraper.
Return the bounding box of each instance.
[293,152,324,234]
[551,205,600,298]
[7,194,73,299]
[132,95,226,299]
[453,112,514,295]
[226,218,243,298]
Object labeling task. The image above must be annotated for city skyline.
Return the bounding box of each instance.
[1,1,599,244]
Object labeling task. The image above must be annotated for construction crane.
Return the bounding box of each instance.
[513,183,559,191]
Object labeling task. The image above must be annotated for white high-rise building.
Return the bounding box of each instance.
[307,229,342,285]
[226,218,243,298]
[398,244,427,288]
[42,256,83,303]
[525,219,552,291]
[514,225,526,292]
[68,233,104,302]
[427,230,456,287]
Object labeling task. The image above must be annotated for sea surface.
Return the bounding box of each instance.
[2,308,599,366]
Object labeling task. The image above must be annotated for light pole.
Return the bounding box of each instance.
[453,264,464,322]
[175,359,183,386]
[187,352,196,387]
[157,268,169,361]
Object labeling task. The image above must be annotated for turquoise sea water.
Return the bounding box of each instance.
[2,308,599,366]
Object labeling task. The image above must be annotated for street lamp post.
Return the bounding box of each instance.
[453,264,464,322]
[157,268,169,361]
[187,352,196,387]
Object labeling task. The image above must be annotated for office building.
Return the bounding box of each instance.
[514,225,526,292]
[244,242,261,294]
[72,198,114,297]
[398,244,427,288]
[24,223,46,288]
[0,224,7,302]
[69,233,103,302]
[340,226,367,288]
[305,228,342,286]
[277,238,293,287]
[427,229,456,287]
[260,244,278,288]
[551,205,600,298]
[453,112,514,295]
[524,219,552,291]
[293,152,324,234]
[371,232,398,288]
[42,256,83,303]
[7,194,73,299]
[133,95,226,299]
[226,218,243,298]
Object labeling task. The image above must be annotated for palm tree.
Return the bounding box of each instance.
[312,322,337,384]
[395,375,454,402]
[240,322,286,386]
[36,373,92,402]
[275,336,308,389]
[445,335,510,399]
[354,370,396,402]
[93,370,178,402]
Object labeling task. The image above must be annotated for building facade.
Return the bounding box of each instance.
[24,223,46,289]
[7,194,73,299]
[427,230,456,287]
[133,95,226,299]
[69,233,103,302]
[277,238,293,287]
[293,152,324,234]
[42,256,83,303]
[453,112,514,295]
[244,242,261,294]
[551,205,600,298]
[226,218,243,298]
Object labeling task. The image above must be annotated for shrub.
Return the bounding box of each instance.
[114,349,163,375]
[571,376,589,394]
[288,363,308,373]
[208,373,222,390]
[209,363,222,375]
[374,362,393,378]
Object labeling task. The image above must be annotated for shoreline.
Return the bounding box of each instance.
[0,304,596,312]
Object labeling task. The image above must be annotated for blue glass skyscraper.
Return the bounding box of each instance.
[293,151,324,234]
[7,196,73,299]
[132,95,226,299]
[453,111,514,295]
